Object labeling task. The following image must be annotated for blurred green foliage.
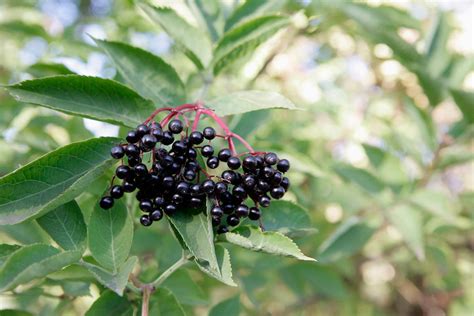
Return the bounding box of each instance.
[0,0,473,315]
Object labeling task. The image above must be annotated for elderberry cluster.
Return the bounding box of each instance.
[99,118,290,233]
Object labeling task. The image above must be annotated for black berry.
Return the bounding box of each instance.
[218,148,232,162]
[168,119,183,134]
[110,185,124,199]
[110,146,125,159]
[203,127,216,140]
[100,196,114,209]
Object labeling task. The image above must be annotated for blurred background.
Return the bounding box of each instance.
[0,0,472,315]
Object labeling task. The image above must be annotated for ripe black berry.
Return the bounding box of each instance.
[203,127,216,140]
[206,156,219,169]
[222,170,237,183]
[123,181,136,192]
[100,196,114,209]
[264,152,278,165]
[259,195,271,207]
[215,182,227,194]
[161,131,174,145]
[162,176,174,189]
[248,207,261,220]
[189,131,204,144]
[110,146,125,159]
[126,130,139,143]
[172,141,187,154]
[134,163,148,176]
[212,216,221,226]
[140,215,152,226]
[202,180,215,194]
[257,180,270,192]
[211,206,223,217]
[187,148,197,159]
[271,171,283,185]
[201,145,214,157]
[277,159,290,173]
[110,185,124,199]
[151,127,163,140]
[125,144,139,157]
[136,124,150,137]
[281,177,290,191]
[222,204,235,214]
[235,204,249,217]
[139,200,153,212]
[172,194,184,205]
[270,186,285,199]
[190,184,202,196]
[242,156,257,169]
[243,175,256,188]
[262,166,274,178]
[227,157,241,170]
[218,148,232,162]
[176,182,190,195]
[127,156,141,167]
[150,209,163,221]
[217,225,229,234]
[154,196,166,207]
[116,165,131,179]
[168,119,183,134]
[164,204,177,215]
[141,134,157,149]
[232,186,247,200]
[184,169,196,181]
[189,197,203,208]
[227,215,240,226]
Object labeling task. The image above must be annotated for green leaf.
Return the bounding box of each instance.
[95,39,186,106]
[220,226,315,261]
[260,200,317,237]
[412,67,446,106]
[333,164,385,194]
[409,189,458,222]
[167,207,220,277]
[0,244,21,266]
[27,63,74,77]
[281,263,348,299]
[224,0,286,31]
[387,204,425,260]
[150,288,186,316]
[0,221,50,244]
[85,290,133,316]
[186,0,223,42]
[47,264,94,282]
[438,149,474,169]
[61,281,91,297]
[362,144,386,168]
[0,137,119,225]
[209,295,240,316]
[404,97,437,150]
[450,89,474,123]
[6,76,155,128]
[81,256,137,296]
[213,15,289,74]
[88,199,133,273]
[196,245,236,287]
[0,244,81,291]
[317,217,375,263]
[206,90,296,117]
[36,200,87,251]
[139,4,212,69]
[425,12,452,77]
[161,270,208,305]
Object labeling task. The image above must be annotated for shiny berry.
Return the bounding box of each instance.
[125,144,139,157]
[201,145,214,157]
[222,204,235,214]
[111,146,125,159]
[248,207,261,220]
[270,186,285,199]
[232,186,247,200]
[151,127,163,140]
[202,180,215,194]
[277,159,290,172]
[123,181,136,192]
[139,200,153,212]
[242,156,257,169]
[217,225,228,234]
[172,141,186,154]
[127,156,141,167]
[203,127,216,140]
[141,134,157,149]
[161,131,174,145]
[212,216,221,226]
[100,196,114,209]
[154,196,166,207]
[227,157,241,170]
[215,182,227,194]
[134,163,148,176]
[257,180,270,192]
[222,170,237,183]
[164,204,177,215]
[235,204,249,217]
[162,176,175,189]
[172,194,184,205]
[243,175,256,188]
[176,182,190,195]
[227,215,240,226]
[262,166,274,178]
[189,131,204,144]
[218,148,232,162]
[189,197,203,208]
[281,177,290,191]
[150,209,163,221]
[184,169,196,181]
[259,195,271,207]
[110,185,124,199]
[190,184,202,196]
[136,124,150,137]
[211,206,223,217]
[116,165,131,179]
[140,215,152,226]
[168,119,183,134]
[207,156,219,169]
[271,171,283,185]
[187,148,197,159]
[126,130,139,143]
[264,152,278,165]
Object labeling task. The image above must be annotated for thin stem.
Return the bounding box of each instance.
[141,286,152,316]
[192,110,202,131]
[151,254,189,287]
[230,133,255,153]
[228,136,237,155]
